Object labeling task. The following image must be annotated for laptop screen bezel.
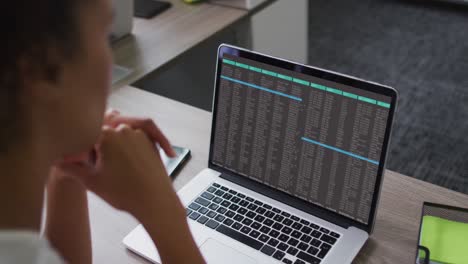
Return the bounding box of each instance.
[208,44,398,233]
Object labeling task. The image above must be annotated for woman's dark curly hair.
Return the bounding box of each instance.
[0,0,88,152]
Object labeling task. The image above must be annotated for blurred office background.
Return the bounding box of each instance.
[134,0,468,194]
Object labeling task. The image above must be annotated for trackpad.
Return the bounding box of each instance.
[199,238,257,264]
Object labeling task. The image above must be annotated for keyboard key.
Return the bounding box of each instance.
[207,186,217,193]
[238,208,248,215]
[201,192,214,200]
[195,197,210,206]
[221,200,231,207]
[297,251,321,264]
[259,234,269,242]
[320,234,337,245]
[274,215,285,222]
[320,243,331,251]
[242,218,253,226]
[246,197,254,202]
[310,223,320,229]
[330,232,340,239]
[214,190,225,196]
[283,219,293,226]
[254,200,263,206]
[240,226,252,234]
[251,222,261,230]
[189,212,200,220]
[277,242,288,251]
[223,193,233,200]
[291,215,300,221]
[216,225,263,250]
[223,218,234,226]
[287,247,298,256]
[213,197,223,204]
[220,186,229,191]
[317,247,329,259]
[267,238,279,247]
[246,211,256,219]
[307,246,319,256]
[237,193,246,198]
[260,245,275,256]
[212,183,220,188]
[294,260,305,264]
[283,258,293,264]
[311,239,321,247]
[300,219,310,226]
[273,250,286,260]
[269,230,280,238]
[263,204,272,209]
[207,210,217,218]
[282,227,292,235]
[234,214,244,222]
[281,212,291,217]
[265,211,275,218]
[291,230,302,239]
[197,216,209,224]
[256,207,266,215]
[301,226,312,235]
[260,226,271,234]
[215,215,225,222]
[225,210,236,218]
[247,204,258,211]
[278,234,289,242]
[287,238,299,247]
[249,230,260,238]
[230,197,241,204]
[272,208,281,213]
[188,203,200,210]
[198,207,209,215]
[264,219,274,226]
[229,204,239,211]
[273,223,284,230]
[300,234,312,243]
[186,209,193,216]
[208,203,219,210]
[319,227,329,234]
[298,242,309,251]
[232,222,242,230]
[254,215,265,223]
[229,190,237,195]
[292,222,303,230]
[216,207,227,214]
[239,200,249,207]
[311,230,322,238]
[206,219,219,229]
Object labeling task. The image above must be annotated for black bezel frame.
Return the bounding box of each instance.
[208,44,398,233]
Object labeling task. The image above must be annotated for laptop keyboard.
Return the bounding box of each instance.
[185,183,341,264]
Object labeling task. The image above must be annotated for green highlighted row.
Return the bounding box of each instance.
[223,58,391,108]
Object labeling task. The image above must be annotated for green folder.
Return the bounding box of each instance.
[419,216,468,264]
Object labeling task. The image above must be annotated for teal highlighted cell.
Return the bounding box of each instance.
[326,87,342,95]
[358,96,377,104]
[235,62,249,69]
[311,83,326,91]
[377,101,391,108]
[262,69,277,77]
[223,59,236,65]
[343,91,358,99]
[278,74,293,81]
[293,78,310,86]
[249,66,262,73]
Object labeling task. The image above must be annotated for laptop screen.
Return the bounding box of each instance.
[210,46,395,226]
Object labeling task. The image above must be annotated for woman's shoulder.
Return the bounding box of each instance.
[0,230,64,264]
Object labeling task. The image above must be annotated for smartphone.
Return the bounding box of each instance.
[159,145,191,177]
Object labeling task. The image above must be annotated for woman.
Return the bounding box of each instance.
[0,0,204,263]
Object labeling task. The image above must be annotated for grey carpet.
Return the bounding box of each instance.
[307,0,468,193]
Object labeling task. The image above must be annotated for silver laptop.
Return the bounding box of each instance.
[123,44,398,264]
